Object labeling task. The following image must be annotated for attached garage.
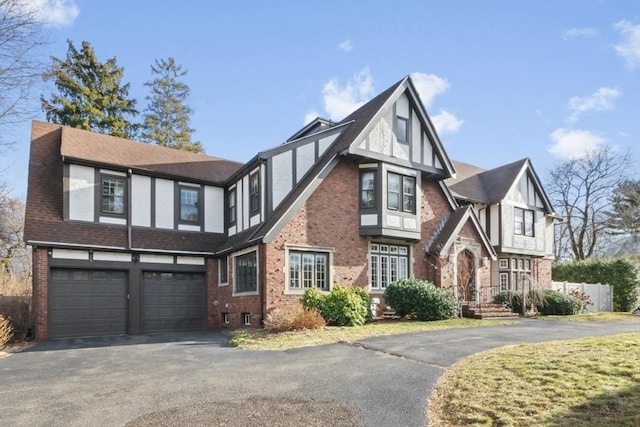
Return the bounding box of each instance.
[142,272,206,333]
[49,269,128,339]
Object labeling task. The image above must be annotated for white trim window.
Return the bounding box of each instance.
[499,272,509,292]
[370,243,409,290]
[289,250,329,291]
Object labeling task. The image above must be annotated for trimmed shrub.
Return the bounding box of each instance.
[264,307,326,332]
[553,257,640,312]
[535,290,582,315]
[384,278,458,321]
[0,315,13,350]
[302,286,372,327]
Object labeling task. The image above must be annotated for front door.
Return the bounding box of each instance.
[457,250,475,302]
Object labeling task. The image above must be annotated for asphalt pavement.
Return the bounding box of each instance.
[1,318,639,427]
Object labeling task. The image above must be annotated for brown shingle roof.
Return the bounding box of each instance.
[24,121,229,253]
[57,122,243,184]
[447,159,528,203]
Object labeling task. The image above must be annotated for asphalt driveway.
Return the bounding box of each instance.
[1,318,639,427]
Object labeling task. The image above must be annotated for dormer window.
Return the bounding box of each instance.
[180,186,199,222]
[101,175,125,215]
[249,172,260,215]
[395,116,409,143]
[228,188,236,225]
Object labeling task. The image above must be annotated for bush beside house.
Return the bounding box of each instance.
[553,258,640,312]
[384,278,459,321]
[302,286,372,326]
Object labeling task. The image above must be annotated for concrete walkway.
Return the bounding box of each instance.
[1,319,639,426]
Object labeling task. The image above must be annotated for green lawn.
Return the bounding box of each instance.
[428,333,640,427]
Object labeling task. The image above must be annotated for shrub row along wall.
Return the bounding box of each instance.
[552,258,640,312]
[0,296,31,341]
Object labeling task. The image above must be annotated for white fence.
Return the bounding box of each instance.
[551,281,613,312]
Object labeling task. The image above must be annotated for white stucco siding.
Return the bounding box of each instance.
[296,142,316,182]
[423,132,433,166]
[490,204,500,244]
[131,175,151,227]
[272,151,293,209]
[93,252,132,262]
[51,248,89,260]
[177,256,205,265]
[68,164,95,221]
[155,178,174,229]
[318,133,338,156]
[361,214,378,226]
[139,254,173,264]
[99,216,126,225]
[204,186,224,233]
[545,217,554,256]
[242,175,249,232]
[396,93,410,117]
[411,110,421,163]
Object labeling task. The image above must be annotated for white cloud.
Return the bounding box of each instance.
[19,0,79,27]
[304,111,319,125]
[431,110,463,135]
[548,128,606,159]
[409,72,450,108]
[338,40,353,52]
[562,27,597,39]
[567,87,620,123]
[321,68,374,121]
[613,20,640,69]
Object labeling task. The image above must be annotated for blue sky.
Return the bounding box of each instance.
[2,0,639,199]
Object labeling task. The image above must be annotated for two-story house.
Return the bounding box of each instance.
[25,75,554,340]
[446,159,560,298]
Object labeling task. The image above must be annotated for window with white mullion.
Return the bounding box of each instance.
[289,253,301,288]
[371,254,379,289]
[315,255,327,289]
[370,243,410,290]
[380,255,389,288]
[288,251,329,291]
[302,253,314,288]
[390,256,398,284]
[399,257,408,279]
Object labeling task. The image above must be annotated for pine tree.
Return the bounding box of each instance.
[41,40,138,139]
[141,57,202,153]
[607,179,640,238]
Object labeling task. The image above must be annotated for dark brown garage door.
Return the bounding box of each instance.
[50,269,128,339]
[142,272,206,333]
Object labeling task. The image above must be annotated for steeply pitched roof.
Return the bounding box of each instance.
[447,159,528,203]
[217,77,409,252]
[57,122,243,184]
[426,206,496,258]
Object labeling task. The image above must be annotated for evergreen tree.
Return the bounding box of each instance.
[41,40,138,139]
[141,57,202,153]
[607,179,640,238]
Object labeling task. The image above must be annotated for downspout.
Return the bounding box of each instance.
[127,169,132,250]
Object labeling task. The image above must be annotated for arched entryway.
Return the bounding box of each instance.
[456,249,476,302]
